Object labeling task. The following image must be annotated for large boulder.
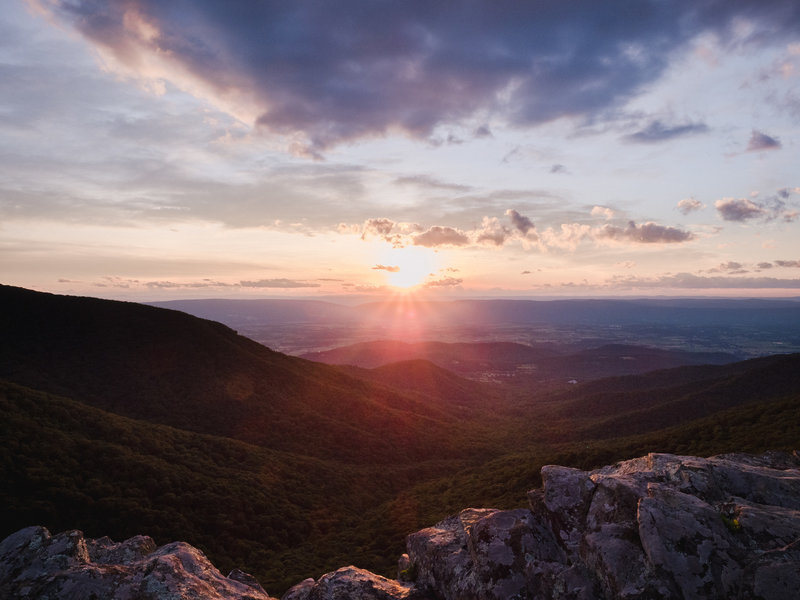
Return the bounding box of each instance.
[281,565,427,600]
[0,526,275,599]
[404,451,800,600]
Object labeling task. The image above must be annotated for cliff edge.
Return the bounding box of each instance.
[2,452,799,599]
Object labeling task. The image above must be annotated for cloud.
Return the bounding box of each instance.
[591,206,615,220]
[622,119,709,143]
[677,198,704,214]
[355,218,423,247]
[720,261,744,271]
[703,261,747,274]
[394,175,473,193]
[144,280,237,289]
[715,198,765,221]
[413,226,470,247]
[550,164,568,174]
[608,272,800,289]
[424,276,463,288]
[39,1,800,152]
[239,279,321,288]
[598,221,694,243]
[715,191,798,222]
[506,209,535,234]
[350,212,695,253]
[474,124,493,138]
[539,223,594,250]
[475,217,512,247]
[361,218,396,237]
[775,260,800,267]
[746,130,782,151]
[372,264,400,272]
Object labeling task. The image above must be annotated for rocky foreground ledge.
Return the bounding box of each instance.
[2,452,799,600]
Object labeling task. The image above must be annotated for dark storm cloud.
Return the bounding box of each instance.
[622,120,709,143]
[48,0,800,151]
[746,130,782,151]
[598,221,694,243]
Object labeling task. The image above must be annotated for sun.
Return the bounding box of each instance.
[378,246,437,289]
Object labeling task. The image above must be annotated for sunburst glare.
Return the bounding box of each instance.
[377,246,438,289]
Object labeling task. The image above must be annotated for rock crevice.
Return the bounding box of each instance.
[2,452,799,599]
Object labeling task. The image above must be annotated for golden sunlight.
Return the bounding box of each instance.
[378,246,438,289]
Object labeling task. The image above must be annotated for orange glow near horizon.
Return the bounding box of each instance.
[377,246,439,290]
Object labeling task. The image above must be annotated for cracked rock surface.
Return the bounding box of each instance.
[402,452,800,600]
[0,525,275,599]
[3,452,799,599]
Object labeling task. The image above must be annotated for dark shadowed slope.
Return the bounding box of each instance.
[339,359,504,418]
[0,285,491,464]
[532,352,800,441]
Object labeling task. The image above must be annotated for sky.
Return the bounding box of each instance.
[2,0,799,300]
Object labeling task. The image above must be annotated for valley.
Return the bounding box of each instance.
[2,285,799,594]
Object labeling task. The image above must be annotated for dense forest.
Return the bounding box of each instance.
[1,284,798,594]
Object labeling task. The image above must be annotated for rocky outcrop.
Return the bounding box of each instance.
[0,525,276,599]
[400,451,800,600]
[289,452,800,600]
[3,452,799,599]
[282,566,426,600]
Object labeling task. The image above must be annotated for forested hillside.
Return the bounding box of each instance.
[2,285,798,594]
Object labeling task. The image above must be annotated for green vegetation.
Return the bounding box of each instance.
[0,379,472,592]
[1,284,798,595]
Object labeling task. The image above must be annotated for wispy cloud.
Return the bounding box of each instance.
[393,174,473,193]
[607,272,800,289]
[622,119,709,144]
[234,279,320,288]
[746,130,782,152]
[677,198,704,215]
[424,276,463,288]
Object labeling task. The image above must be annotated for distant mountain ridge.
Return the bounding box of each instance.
[150,296,800,328]
[301,339,738,384]
[149,296,800,357]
